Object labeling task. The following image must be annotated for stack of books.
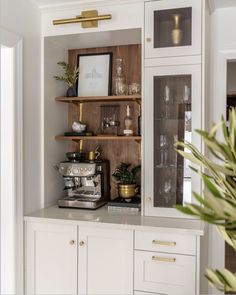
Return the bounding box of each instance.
[107,197,141,212]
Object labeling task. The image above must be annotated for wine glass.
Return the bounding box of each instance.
[163,85,172,118]
[159,179,172,205]
[156,135,168,167]
[171,135,178,167]
[183,85,191,104]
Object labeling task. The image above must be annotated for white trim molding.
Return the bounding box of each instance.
[0,27,24,295]
[34,0,145,13]
[208,48,236,295]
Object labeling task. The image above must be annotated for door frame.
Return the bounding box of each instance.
[0,27,23,294]
[208,48,236,294]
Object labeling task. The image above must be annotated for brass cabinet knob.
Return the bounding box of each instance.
[79,240,85,246]
[146,37,151,42]
[69,240,75,245]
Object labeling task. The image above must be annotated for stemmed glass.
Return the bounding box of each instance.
[170,135,178,167]
[163,85,172,118]
[156,135,168,167]
[183,85,191,104]
[159,179,172,205]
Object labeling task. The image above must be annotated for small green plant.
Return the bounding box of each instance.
[54,61,79,88]
[112,163,141,185]
[175,108,236,292]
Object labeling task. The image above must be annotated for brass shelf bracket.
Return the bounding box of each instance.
[135,140,142,160]
[72,139,84,152]
[53,10,112,28]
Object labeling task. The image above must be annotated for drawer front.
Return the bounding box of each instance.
[135,230,196,255]
[134,250,196,295]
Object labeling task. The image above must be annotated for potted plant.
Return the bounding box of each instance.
[112,163,141,200]
[54,61,79,97]
[175,108,236,292]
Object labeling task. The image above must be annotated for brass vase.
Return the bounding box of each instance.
[118,184,138,200]
[171,14,183,46]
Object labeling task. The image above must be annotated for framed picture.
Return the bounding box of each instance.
[77,52,112,96]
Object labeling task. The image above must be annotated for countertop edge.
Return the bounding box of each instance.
[24,207,205,236]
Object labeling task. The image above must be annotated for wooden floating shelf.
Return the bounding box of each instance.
[55,135,141,141]
[55,95,141,103]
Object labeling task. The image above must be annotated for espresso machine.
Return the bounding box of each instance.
[57,157,110,209]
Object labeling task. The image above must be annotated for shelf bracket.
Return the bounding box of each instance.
[72,139,84,152]
[135,99,141,106]
[135,140,141,160]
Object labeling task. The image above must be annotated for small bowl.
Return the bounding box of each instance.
[72,121,87,134]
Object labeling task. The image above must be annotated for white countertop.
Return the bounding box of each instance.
[24,205,205,235]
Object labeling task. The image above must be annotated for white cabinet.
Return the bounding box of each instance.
[144,64,202,217]
[145,0,202,59]
[25,215,202,295]
[25,222,78,295]
[25,222,133,295]
[134,250,196,295]
[78,227,133,295]
[134,230,198,295]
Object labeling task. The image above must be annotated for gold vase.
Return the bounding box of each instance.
[118,184,138,199]
[171,14,183,46]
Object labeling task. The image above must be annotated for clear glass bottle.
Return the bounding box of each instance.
[113,58,128,96]
[124,105,133,136]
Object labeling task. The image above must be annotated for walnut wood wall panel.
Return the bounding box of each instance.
[67,44,141,198]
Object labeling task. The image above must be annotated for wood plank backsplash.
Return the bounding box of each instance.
[67,44,141,199]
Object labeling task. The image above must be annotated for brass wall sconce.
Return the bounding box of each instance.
[53,10,112,28]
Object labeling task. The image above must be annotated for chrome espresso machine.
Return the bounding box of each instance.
[57,155,110,209]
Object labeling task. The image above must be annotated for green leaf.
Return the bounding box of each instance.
[202,174,223,199]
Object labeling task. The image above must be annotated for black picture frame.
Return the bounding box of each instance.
[76,52,113,96]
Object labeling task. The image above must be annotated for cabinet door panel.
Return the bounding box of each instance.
[26,222,77,295]
[78,227,133,295]
[144,64,202,217]
[134,250,196,295]
[145,0,202,58]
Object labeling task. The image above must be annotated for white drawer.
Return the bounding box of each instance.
[134,250,196,295]
[135,230,196,255]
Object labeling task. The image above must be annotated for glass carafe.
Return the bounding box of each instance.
[113,58,128,95]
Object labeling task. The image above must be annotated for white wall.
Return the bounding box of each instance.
[0,0,42,214]
[44,38,68,207]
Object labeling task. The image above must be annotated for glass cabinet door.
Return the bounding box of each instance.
[145,0,202,59]
[144,65,202,217]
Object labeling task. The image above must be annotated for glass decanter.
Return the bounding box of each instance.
[113,58,128,95]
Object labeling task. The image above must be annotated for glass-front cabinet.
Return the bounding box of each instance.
[145,0,202,58]
[144,65,202,217]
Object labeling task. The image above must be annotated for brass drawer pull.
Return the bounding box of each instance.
[152,240,176,247]
[69,240,75,245]
[152,256,176,263]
